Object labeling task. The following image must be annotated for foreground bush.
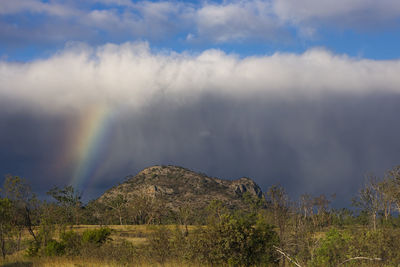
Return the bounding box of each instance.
[26,227,112,257]
[310,227,400,266]
[311,228,351,266]
[82,227,112,246]
[143,214,279,266]
[189,214,279,266]
[42,240,65,256]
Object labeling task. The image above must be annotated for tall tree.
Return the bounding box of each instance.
[103,193,128,225]
[385,165,400,214]
[0,198,12,259]
[1,175,39,246]
[47,185,82,227]
[353,175,383,230]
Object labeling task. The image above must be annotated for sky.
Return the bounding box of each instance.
[1,0,400,205]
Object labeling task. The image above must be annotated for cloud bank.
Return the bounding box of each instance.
[2,42,400,113]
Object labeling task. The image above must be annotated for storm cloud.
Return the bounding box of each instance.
[1,42,400,204]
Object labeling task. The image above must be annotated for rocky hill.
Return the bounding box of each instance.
[98,165,264,211]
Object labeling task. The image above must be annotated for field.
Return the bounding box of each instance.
[0,225,203,267]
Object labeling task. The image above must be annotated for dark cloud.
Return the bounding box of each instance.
[2,92,400,207]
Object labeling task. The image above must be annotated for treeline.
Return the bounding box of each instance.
[0,166,400,266]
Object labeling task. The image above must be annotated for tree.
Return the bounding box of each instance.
[177,203,192,236]
[384,165,400,215]
[47,185,82,227]
[377,178,395,221]
[1,175,39,247]
[353,175,383,230]
[267,185,290,241]
[126,193,168,225]
[300,194,313,220]
[266,185,291,267]
[102,193,128,225]
[313,194,333,227]
[0,198,12,259]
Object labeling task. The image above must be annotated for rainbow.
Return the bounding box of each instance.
[68,104,115,192]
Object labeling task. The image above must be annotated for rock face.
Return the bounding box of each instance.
[99,165,264,211]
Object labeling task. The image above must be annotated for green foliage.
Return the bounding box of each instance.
[140,211,279,266]
[27,229,111,258]
[42,240,65,256]
[82,227,112,246]
[46,185,82,226]
[60,231,81,256]
[311,228,351,267]
[189,213,279,266]
[0,198,13,259]
[25,240,40,257]
[331,208,356,227]
[242,192,265,212]
[349,228,400,265]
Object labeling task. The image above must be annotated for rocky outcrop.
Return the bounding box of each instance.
[98,165,264,211]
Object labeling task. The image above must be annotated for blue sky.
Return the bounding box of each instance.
[2,0,400,203]
[1,0,400,61]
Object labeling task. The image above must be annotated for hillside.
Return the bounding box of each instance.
[98,165,264,211]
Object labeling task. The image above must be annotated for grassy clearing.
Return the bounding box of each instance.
[71,224,198,245]
[0,225,203,267]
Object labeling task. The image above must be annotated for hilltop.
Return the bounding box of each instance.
[97,165,264,211]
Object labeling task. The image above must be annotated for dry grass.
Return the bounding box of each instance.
[1,256,206,267]
[0,225,204,267]
[72,225,198,245]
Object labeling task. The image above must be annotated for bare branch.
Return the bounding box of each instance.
[273,245,302,267]
[339,256,382,265]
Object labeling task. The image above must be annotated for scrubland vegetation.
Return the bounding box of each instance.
[1,166,400,266]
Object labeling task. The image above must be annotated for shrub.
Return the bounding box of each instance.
[42,240,65,256]
[349,228,400,266]
[311,228,351,267]
[188,213,279,266]
[82,227,112,246]
[25,241,40,257]
[145,226,174,264]
[60,230,81,256]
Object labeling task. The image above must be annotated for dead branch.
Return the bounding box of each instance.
[273,245,302,267]
[338,256,382,265]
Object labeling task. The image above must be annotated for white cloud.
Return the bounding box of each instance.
[2,0,400,45]
[0,0,78,16]
[273,0,400,29]
[194,0,284,42]
[1,42,400,113]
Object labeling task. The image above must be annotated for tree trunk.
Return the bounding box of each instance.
[372,212,376,231]
[118,211,123,225]
[25,207,38,243]
[17,229,22,251]
[1,234,5,260]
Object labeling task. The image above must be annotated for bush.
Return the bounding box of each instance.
[60,230,81,256]
[311,228,351,267]
[145,226,174,264]
[42,240,65,256]
[349,228,400,266]
[25,241,40,257]
[188,214,279,266]
[82,227,112,246]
